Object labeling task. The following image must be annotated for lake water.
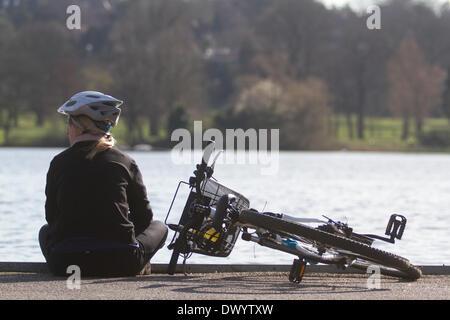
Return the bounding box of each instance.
[0,147,449,266]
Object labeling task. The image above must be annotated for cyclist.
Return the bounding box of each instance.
[38,91,168,276]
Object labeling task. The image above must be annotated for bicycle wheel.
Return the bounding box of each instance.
[239,209,422,280]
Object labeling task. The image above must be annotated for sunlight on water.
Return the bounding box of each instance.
[0,148,449,265]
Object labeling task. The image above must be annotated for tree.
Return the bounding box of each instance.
[280,77,332,149]
[215,77,284,132]
[387,35,445,139]
[217,76,332,150]
[440,67,450,126]
[45,59,83,111]
[0,16,18,144]
[167,105,189,134]
[14,21,73,125]
[110,0,204,144]
[255,0,332,80]
[326,6,393,141]
[234,79,283,114]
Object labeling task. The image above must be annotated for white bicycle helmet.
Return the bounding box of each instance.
[57,91,123,127]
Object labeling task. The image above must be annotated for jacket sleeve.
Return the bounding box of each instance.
[44,160,57,224]
[127,160,153,233]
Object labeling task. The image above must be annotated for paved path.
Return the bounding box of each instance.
[0,270,449,300]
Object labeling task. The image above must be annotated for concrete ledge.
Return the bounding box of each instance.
[1,262,449,275]
[0,262,50,273]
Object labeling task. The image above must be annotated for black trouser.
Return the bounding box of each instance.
[39,220,168,277]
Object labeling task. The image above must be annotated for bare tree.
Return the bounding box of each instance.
[110,0,204,144]
[280,77,332,149]
[230,76,332,149]
[254,0,331,80]
[13,21,72,126]
[442,67,450,126]
[387,35,445,139]
[0,16,17,144]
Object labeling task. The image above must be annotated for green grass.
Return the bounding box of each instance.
[0,113,131,147]
[0,113,62,146]
[331,115,450,151]
[0,113,173,147]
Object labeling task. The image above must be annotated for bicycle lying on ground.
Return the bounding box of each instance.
[165,141,422,282]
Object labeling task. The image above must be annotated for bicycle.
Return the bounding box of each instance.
[165,141,422,282]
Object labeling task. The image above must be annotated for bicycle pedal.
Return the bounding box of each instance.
[289,259,307,283]
[385,214,407,240]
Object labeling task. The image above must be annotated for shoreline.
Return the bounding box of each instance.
[0,144,449,154]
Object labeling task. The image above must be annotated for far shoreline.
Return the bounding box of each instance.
[0,144,449,154]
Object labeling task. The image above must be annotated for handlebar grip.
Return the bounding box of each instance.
[212,194,236,230]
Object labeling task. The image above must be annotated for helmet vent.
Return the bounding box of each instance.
[86,94,101,98]
[65,100,77,106]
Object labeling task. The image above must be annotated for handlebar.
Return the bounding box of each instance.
[193,140,215,195]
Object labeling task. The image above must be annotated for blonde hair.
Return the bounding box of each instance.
[70,115,116,160]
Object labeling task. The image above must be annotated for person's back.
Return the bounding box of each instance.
[46,141,151,247]
[39,91,168,276]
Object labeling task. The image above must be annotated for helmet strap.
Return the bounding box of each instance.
[69,116,85,131]
[69,116,111,136]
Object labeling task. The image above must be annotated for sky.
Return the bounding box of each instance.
[319,0,450,12]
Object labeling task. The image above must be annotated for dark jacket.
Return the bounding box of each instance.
[44,141,153,249]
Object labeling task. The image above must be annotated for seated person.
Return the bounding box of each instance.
[39,91,167,276]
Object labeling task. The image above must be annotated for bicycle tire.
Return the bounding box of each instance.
[239,209,422,280]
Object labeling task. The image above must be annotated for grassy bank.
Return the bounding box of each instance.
[1,113,449,152]
[0,113,130,147]
[331,116,450,152]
